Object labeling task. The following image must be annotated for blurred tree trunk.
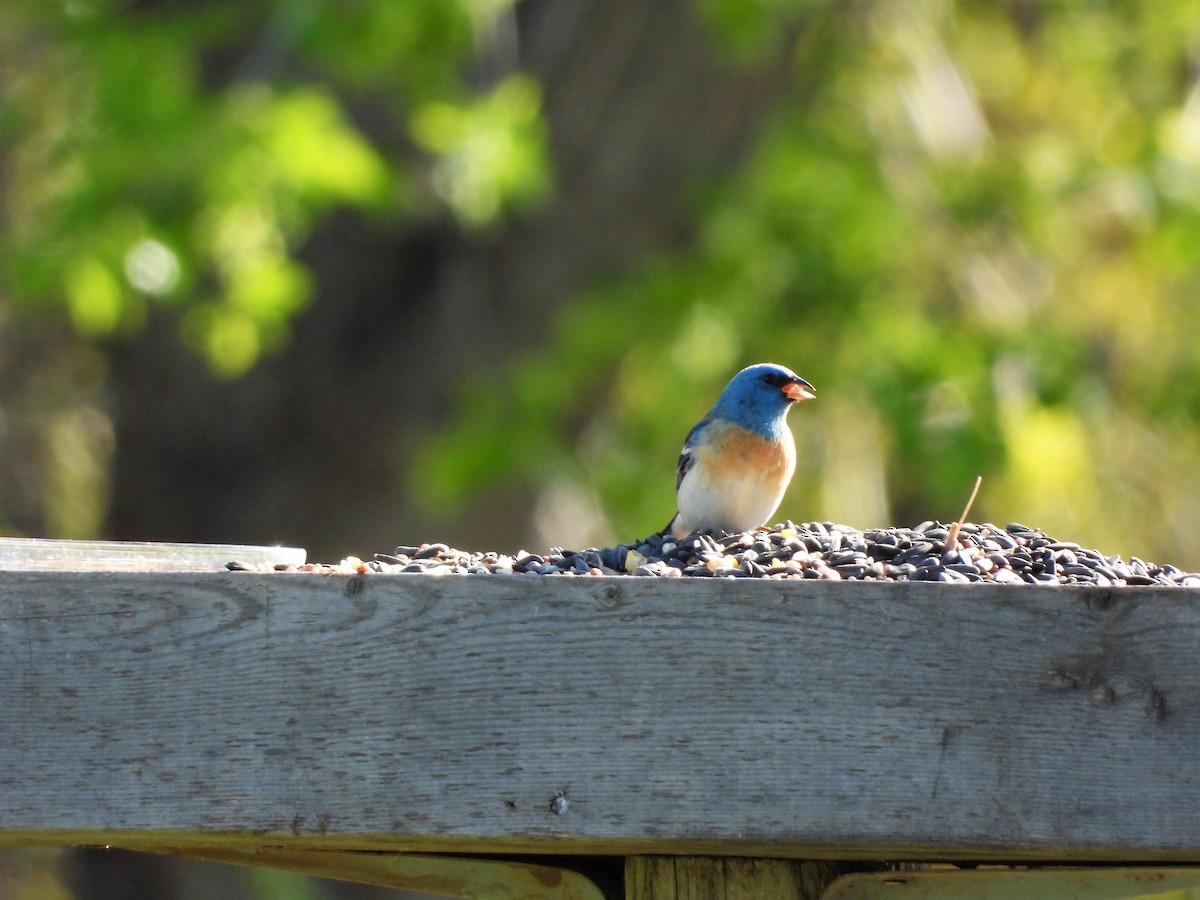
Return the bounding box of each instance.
[108,0,798,561]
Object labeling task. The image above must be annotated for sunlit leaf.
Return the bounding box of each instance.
[411,75,550,227]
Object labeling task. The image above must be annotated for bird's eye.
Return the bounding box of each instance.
[761,372,783,387]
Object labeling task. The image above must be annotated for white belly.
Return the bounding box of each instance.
[672,423,796,537]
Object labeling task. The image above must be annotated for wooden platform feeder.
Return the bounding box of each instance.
[2,538,1200,899]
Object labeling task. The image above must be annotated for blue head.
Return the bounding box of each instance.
[709,363,815,436]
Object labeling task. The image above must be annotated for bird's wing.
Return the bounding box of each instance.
[675,418,709,492]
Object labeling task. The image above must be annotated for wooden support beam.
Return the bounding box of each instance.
[2,573,1200,860]
[625,857,851,900]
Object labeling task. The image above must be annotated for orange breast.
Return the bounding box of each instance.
[708,425,793,485]
[674,419,798,534]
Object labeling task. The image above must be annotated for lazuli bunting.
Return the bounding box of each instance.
[666,363,815,539]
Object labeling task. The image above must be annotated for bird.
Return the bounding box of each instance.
[666,363,815,539]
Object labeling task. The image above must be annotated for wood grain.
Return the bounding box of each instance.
[823,867,1200,899]
[625,857,849,899]
[2,573,1199,860]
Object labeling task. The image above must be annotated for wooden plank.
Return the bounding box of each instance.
[1,574,1200,859]
[0,537,304,571]
[823,867,1200,899]
[625,857,849,899]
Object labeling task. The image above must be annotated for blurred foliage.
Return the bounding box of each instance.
[419,0,1200,567]
[411,74,550,228]
[0,849,72,900]
[0,0,533,377]
[2,0,1200,568]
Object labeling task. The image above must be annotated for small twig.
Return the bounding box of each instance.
[945,475,983,553]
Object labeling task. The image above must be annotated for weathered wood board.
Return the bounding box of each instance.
[1,573,1198,860]
[0,537,304,571]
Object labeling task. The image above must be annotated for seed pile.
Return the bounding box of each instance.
[231,521,1200,587]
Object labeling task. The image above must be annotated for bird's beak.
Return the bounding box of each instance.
[782,377,816,402]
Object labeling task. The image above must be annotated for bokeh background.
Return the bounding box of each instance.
[3,0,1200,896]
